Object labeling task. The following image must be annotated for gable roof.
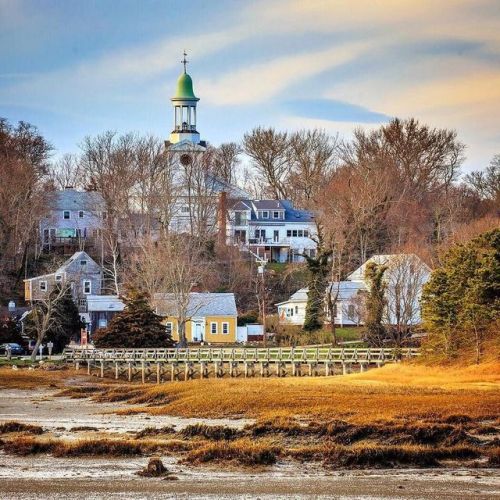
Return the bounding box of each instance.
[154,292,237,317]
[347,254,431,282]
[48,188,105,211]
[276,281,366,306]
[55,251,100,274]
[229,199,315,223]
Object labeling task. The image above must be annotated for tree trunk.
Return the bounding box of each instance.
[30,336,43,362]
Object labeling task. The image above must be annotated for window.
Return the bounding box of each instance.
[298,230,303,237]
[80,260,87,266]
[234,211,246,226]
[348,304,356,321]
[83,280,91,294]
[292,230,298,237]
[287,230,292,237]
[55,274,62,282]
[39,281,47,292]
[222,322,229,335]
[78,211,84,218]
[273,211,280,219]
[295,306,299,314]
[165,322,173,335]
[63,211,70,220]
[210,322,218,334]
[262,211,269,219]
[98,318,107,329]
[304,230,309,237]
[181,206,190,213]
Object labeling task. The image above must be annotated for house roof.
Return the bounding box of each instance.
[230,199,314,223]
[24,251,101,283]
[55,251,99,274]
[48,188,105,211]
[347,254,431,282]
[154,292,237,317]
[276,281,366,306]
[86,295,125,312]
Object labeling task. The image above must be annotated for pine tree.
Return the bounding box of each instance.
[364,262,388,346]
[93,289,173,348]
[303,243,332,332]
[422,228,500,362]
[47,286,83,352]
[24,285,83,353]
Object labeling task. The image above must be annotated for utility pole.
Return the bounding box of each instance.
[249,249,268,345]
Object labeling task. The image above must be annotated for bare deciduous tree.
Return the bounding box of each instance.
[243,127,291,199]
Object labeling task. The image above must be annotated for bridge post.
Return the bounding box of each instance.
[244,362,254,378]
[342,363,347,375]
[200,361,208,379]
[115,362,119,380]
[87,360,91,375]
[75,361,80,371]
[360,363,366,373]
[171,362,180,381]
[141,361,145,384]
[128,362,132,382]
[156,362,161,384]
[185,362,194,381]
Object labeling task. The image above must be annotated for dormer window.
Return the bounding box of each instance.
[261,211,269,219]
[80,260,87,266]
[273,211,280,219]
[63,211,70,220]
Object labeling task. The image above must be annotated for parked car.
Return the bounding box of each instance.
[0,343,25,356]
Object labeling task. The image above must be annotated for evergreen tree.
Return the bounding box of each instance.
[93,289,173,348]
[25,286,83,353]
[364,262,388,346]
[0,317,23,344]
[303,236,332,331]
[422,228,500,362]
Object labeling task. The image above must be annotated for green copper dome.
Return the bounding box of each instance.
[174,72,197,100]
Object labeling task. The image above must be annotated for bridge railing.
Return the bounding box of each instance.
[63,347,420,363]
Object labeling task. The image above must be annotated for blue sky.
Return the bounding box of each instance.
[1,0,499,172]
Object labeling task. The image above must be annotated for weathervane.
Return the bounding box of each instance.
[181,51,188,73]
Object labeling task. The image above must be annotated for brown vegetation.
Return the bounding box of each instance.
[0,421,44,435]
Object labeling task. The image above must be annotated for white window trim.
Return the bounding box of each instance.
[210,322,218,335]
[222,322,229,335]
[83,280,91,295]
[39,280,47,292]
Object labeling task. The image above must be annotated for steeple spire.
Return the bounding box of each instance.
[181,50,188,74]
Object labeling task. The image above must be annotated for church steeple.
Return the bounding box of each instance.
[169,52,201,145]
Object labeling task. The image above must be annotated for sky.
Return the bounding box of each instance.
[1,0,499,173]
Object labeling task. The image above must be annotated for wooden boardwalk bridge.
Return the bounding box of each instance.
[64,347,420,383]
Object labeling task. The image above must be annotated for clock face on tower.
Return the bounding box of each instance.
[180,153,192,166]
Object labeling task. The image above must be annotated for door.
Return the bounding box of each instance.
[273,230,279,242]
[192,319,205,342]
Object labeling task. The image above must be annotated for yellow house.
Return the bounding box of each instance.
[154,293,238,344]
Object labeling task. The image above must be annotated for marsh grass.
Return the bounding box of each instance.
[0,421,44,435]
[184,439,280,465]
[180,424,242,441]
